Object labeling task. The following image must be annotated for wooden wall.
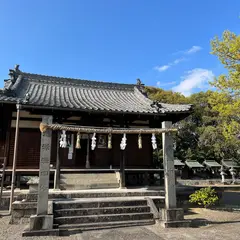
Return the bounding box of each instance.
[7,128,57,168]
[6,130,154,169]
[0,104,12,165]
[5,110,155,169]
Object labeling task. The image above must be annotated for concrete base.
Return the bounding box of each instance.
[22,229,59,237]
[160,208,191,228]
[161,220,191,228]
[29,214,53,230]
[160,208,184,221]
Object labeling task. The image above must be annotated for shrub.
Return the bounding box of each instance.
[189,187,219,208]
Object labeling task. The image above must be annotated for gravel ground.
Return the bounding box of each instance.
[1,208,240,240]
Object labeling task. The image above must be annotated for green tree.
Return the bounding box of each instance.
[210,30,240,140]
[145,86,189,104]
[145,84,240,162]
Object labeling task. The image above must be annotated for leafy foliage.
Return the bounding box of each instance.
[189,187,219,208]
[145,86,189,104]
[210,30,240,140]
[145,86,240,163]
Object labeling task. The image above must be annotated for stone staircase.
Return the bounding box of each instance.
[60,173,119,190]
[53,196,164,234]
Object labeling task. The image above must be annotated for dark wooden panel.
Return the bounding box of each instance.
[8,129,41,168]
[8,128,57,168]
[74,139,88,167]
[0,104,12,162]
[111,134,153,168]
[126,135,153,167]
[0,139,5,159]
[6,129,153,169]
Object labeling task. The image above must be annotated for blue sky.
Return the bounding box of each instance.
[0,0,239,96]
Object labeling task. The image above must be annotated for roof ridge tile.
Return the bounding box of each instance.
[22,72,136,91]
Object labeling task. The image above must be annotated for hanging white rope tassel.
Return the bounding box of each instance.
[138,134,142,149]
[91,132,96,150]
[75,132,81,149]
[151,133,157,150]
[120,133,127,150]
[59,130,67,148]
[108,133,112,149]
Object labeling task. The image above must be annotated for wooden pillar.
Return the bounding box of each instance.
[120,150,126,188]
[37,115,53,215]
[54,132,60,190]
[0,128,10,200]
[85,134,90,168]
[9,104,21,214]
[162,121,176,209]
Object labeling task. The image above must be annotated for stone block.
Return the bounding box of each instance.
[159,208,184,221]
[48,201,53,214]
[29,184,39,194]
[29,214,53,230]
[12,201,37,210]
[10,202,37,224]
[12,209,24,218]
[159,208,192,228]
[20,217,31,224]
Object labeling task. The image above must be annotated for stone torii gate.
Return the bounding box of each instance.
[29,115,189,233]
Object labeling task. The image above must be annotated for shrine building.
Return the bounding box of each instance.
[0,65,192,190]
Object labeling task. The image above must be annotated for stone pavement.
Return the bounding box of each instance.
[1,208,240,240]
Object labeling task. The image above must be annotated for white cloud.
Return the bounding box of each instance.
[154,58,186,72]
[154,65,170,72]
[185,46,202,54]
[172,68,214,96]
[172,45,202,55]
[154,45,201,73]
[157,81,176,87]
[173,58,186,64]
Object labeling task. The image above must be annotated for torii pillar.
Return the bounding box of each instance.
[161,121,191,227]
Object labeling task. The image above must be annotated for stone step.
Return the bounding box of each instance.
[54,212,153,225]
[60,173,119,190]
[21,190,165,202]
[60,183,119,190]
[60,179,118,184]
[60,173,117,179]
[58,219,155,234]
[54,205,150,217]
[60,180,119,185]
[53,199,148,210]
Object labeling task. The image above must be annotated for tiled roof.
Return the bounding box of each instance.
[203,160,221,168]
[185,160,204,168]
[222,159,240,168]
[0,66,192,115]
[174,159,185,166]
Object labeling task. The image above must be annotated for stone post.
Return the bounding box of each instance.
[162,121,176,209]
[29,115,53,231]
[160,121,190,228]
